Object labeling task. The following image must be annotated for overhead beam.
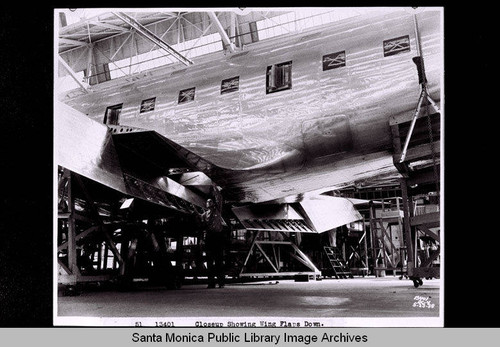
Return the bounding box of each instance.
[112,12,193,66]
[88,20,130,33]
[58,55,91,93]
[411,212,440,228]
[208,12,236,53]
[59,38,88,47]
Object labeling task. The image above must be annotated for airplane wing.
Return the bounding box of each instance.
[56,101,364,230]
[56,102,209,214]
[56,101,307,205]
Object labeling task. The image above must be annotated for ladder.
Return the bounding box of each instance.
[323,246,352,279]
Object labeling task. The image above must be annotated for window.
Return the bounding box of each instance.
[178,87,196,104]
[266,61,292,94]
[249,22,259,43]
[238,21,259,46]
[140,97,156,113]
[221,76,239,95]
[322,51,346,71]
[85,63,111,85]
[103,104,122,125]
[383,35,410,57]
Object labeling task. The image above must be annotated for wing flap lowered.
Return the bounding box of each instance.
[232,195,362,233]
[298,195,363,233]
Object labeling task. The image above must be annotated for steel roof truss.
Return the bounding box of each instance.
[88,20,130,33]
[58,55,90,93]
[59,38,88,47]
[208,12,235,53]
[112,12,193,66]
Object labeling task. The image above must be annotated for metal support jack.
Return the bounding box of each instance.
[399,14,440,164]
[388,15,441,288]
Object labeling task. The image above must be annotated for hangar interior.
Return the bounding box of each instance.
[56,8,441,300]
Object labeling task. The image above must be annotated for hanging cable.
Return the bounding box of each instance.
[416,12,440,201]
[425,98,440,202]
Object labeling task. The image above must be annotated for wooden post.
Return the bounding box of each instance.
[103,229,124,273]
[389,224,395,274]
[120,228,129,277]
[175,233,184,276]
[362,218,369,270]
[400,178,414,276]
[97,242,102,272]
[368,202,377,276]
[103,243,109,270]
[67,171,77,283]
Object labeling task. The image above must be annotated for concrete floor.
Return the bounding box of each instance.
[56,277,441,327]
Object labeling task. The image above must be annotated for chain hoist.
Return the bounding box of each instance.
[425,95,440,202]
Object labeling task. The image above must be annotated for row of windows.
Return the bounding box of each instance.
[103,35,410,125]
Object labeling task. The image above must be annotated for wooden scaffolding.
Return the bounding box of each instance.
[369,198,406,277]
[390,86,441,287]
[57,167,195,293]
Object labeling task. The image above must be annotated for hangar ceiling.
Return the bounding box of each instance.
[56,8,370,92]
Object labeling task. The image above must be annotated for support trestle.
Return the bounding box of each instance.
[238,230,321,279]
[57,167,198,293]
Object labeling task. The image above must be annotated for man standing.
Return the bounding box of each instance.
[199,193,226,288]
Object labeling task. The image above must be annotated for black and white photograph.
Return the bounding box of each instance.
[54,7,444,328]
